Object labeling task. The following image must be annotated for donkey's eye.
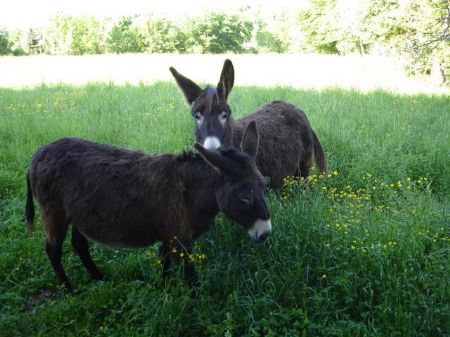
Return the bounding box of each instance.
[240,192,253,205]
[220,112,229,121]
[193,112,202,121]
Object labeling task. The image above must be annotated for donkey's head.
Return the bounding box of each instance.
[170,59,235,150]
[195,122,271,243]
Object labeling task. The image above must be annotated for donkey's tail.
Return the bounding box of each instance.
[25,170,35,235]
[312,130,327,174]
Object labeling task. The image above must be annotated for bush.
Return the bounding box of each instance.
[27,29,43,55]
[141,17,188,53]
[69,16,104,55]
[189,13,253,53]
[401,0,449,84]
[298,0,339,54]
[298,0,450,84]
[107,17,144,54]
[255,30,289,53]
[0,28,10,55]
[9,30,27,56]
[43,15,104,55]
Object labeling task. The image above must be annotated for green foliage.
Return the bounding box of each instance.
[360,0,450,83]
[140,17,188,53]
[0,83,449,336]
[364,0,406,46]
[400,0,450,83]
[252,11,297,53]
[188,13,253,53]
[0,28,11,55]
[9,30,27,56]
[69,17,104,55]
[298,0,450,83]
[107,17,144,54]
[1,3,448,81]
[255,30,289,53]
[298,0,339,54]
[43,15,104,55]
[27,29,43,55]
[42,16,70,54]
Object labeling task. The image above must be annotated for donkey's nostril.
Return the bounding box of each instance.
[248,218,272,244]
[258,231,271,242]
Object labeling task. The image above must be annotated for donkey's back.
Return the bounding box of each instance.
[26,137,188,287]
[28,137,178,246]
[234,101,326,188]
[26,124,272,288]
[170,59,327,189]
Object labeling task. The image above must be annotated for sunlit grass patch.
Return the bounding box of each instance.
[0,82,449,336]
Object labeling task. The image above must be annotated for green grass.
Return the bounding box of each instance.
[0,82,449,337]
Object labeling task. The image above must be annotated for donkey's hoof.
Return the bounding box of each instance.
[91,272,105,281]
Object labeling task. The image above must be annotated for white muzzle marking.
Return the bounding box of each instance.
[203,136,221,150]
[248,218,272,243]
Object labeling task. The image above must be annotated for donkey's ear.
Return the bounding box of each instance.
[169,67,202,105]
[195,143,234,174]
[217,59,234,101]
[240,121,259,159]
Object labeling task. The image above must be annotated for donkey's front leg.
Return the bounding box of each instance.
[169,238,197,285]
[181,243,197,285]
[158,242,172,278]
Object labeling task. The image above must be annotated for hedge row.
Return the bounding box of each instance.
[0,2,448,84]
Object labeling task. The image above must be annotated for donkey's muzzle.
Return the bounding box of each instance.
[203,136,222,150]
[248,219,272,244]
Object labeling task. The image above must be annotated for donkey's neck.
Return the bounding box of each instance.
[231,120,245,149]
[178,156,221,236]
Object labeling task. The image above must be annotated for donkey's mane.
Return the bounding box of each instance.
[176,147,253,182]
[219,148,253,167]
[205,86,218,114]
[177,147,250,165]
[177,149,200,162]
[176,149,213,182]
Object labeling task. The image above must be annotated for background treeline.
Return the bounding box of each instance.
[0,0,448,83]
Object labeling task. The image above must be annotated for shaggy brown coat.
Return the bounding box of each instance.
[170,59,327,189]
[25,123,270,288]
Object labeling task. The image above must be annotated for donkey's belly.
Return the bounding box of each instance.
[75,222,158,249]
[81,231,153,248]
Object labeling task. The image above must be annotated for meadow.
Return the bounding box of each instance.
[0,65,449,336]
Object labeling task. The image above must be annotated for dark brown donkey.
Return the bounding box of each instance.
[170,59,327,189]
[25,122,271,288]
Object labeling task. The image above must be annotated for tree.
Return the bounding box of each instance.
[43,15,104,55]
[255,30,289,53]
[43,15,72,54]
[9,30,27,55]
[403,0,449,84]
[141,17,188,53]
[254,13,291,53]
[0,28,11,55]
[189,13,253,53]
[298,0,339,54]
[69,16,104,55]
[107,16,144,53]
[362,0,449,84]
[298,0,449,84]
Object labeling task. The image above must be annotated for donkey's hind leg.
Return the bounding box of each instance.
[42,209,71,288]
[71,227,104,281]
[299,153,314,179]
[299,162,310,179]
[159,240,197,285]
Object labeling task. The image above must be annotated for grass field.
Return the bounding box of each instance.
[1,54,448,94]
[0,62,449,336]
